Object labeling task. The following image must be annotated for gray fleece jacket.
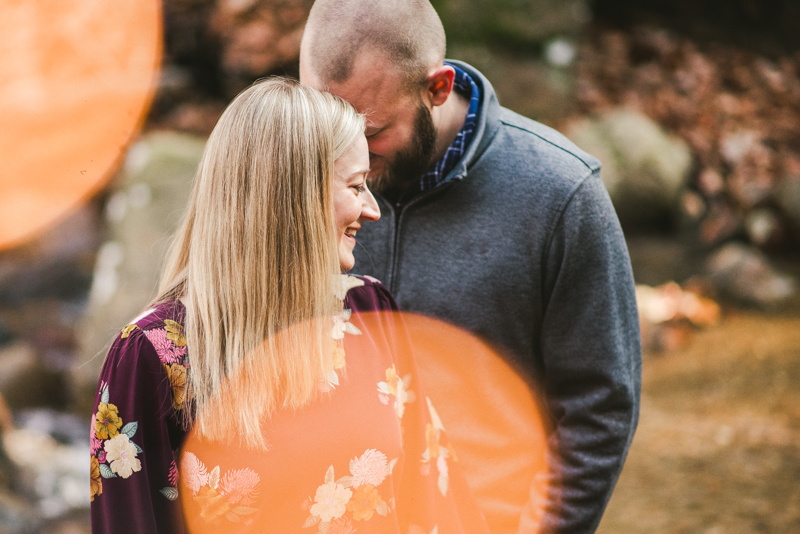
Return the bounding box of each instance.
[352,61,641,534]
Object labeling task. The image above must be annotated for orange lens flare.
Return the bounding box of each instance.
[0,0,162,250]
[401,313,553,534]
[179,311,553,534]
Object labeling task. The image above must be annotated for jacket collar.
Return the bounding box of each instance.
[440,60,502,185]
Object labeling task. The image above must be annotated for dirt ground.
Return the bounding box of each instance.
[596,309,800,533]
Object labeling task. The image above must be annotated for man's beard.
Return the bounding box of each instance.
[368,102,437,199]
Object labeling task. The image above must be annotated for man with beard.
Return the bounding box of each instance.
[299,1,641,533]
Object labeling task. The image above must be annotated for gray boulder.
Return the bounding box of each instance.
[566,108,693,227]
[433,0,590,45]
[0,344,63,410]
[72,132,206,412]
[775,177,800,237]
[706,242,797,307]
[0,490,41,534]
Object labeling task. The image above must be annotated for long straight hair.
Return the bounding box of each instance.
[155,78,365,450]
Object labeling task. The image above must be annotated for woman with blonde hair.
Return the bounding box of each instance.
[89,78,489,534]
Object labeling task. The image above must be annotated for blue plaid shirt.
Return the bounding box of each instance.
[417,64,481,193]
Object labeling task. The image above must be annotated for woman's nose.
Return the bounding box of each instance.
[361,189,381,222]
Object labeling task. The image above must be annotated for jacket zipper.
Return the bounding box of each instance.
[386,182,457,295]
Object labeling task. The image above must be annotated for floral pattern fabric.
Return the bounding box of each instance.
[90,277,489,534]
[90,301,191,532]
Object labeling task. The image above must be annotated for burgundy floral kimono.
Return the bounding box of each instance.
[90,275,489,534]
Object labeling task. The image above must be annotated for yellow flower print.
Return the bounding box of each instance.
[333,343,346,370]
[164,319,187,347]
[121,324,139,339]
[95,403,122,440]
[426,424,440,459]
[346,484,381,521]
[377,366,415,419]
[90,456,102,502]
[163,363,189,410]
[421,398,449,497]
[385,366,398,395]
[194,485,231,523]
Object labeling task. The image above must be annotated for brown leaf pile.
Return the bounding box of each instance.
[575,26,800,249]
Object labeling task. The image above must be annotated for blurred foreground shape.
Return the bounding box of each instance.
[0,0,161,250]
[73,132,206,413]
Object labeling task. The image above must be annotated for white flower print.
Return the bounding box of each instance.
[334,274,365,300]
[219,468,261,505]
[103,434,142,478]
[350,449,388,487]
[181,451,208,494]
[332,309,362,340]
[310,481,352,522]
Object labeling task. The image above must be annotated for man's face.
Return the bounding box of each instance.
[300,49,437,196]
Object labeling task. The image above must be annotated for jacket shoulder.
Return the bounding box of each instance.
[496,107,601,176]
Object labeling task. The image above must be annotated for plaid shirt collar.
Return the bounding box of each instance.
[416,63,481,193]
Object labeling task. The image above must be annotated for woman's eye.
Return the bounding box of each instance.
[353,184,366,194]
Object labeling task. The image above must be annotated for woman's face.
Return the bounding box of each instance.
[333,134,380,271]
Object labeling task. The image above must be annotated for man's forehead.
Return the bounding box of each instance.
[323,51,410,121]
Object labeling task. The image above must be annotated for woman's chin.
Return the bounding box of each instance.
[339,259,355,272]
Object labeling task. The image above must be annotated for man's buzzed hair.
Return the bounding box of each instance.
[303,0,446,89]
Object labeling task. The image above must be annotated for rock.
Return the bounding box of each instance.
[775,177,800,237]
[0,344,64,410]
[449,45,577,123]
[706,242,797,307]
[72,132,206,412]
[0,203,100,307]
[0,490,42,534]
[4,411,90,520]
[744,208,785,249]
[0,321,11,348]
[433,0,590,45]
[566,108,693,227]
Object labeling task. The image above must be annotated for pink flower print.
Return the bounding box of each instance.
[181,452,208,494]
[97,450,107,463]
[168,459,179,486]
[350,449,388,487]
[220,468,261,505]
[90,427,103,455]
[144,328,187,365]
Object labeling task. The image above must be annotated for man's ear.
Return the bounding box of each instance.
[424,65,456,107]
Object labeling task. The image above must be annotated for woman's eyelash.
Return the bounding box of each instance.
[354,184,366,193]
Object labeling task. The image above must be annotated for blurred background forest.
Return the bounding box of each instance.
[1,0,800,532]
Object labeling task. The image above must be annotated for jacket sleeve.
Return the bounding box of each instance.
[521,171,642,534]
[90,327,185,534]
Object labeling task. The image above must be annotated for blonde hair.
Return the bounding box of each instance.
[156,78,365,450]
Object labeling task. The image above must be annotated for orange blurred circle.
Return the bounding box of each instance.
[402,313,552,534]
[178,311,552,534]
[0,0,162,250]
